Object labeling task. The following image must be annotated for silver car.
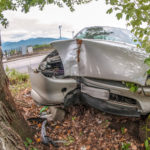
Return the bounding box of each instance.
[29,26,150,117]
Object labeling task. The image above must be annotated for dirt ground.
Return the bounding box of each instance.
[13,87,146,150]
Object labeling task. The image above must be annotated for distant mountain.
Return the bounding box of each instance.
[2,37,68,51]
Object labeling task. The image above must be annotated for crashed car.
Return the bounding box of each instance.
[29,26,150,117]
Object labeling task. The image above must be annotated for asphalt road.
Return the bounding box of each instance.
[3,54,47,73]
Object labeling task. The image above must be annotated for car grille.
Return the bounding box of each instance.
[110,93,137,105]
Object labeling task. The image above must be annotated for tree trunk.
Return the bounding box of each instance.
[0,47,33,150]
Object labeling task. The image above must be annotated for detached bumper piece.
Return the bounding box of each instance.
[81,93,140,117]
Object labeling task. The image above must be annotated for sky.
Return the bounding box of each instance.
[0,0,127,42]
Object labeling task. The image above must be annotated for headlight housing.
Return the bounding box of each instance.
[39,50,64,78]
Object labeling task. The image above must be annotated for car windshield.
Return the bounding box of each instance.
[75,26,139,45]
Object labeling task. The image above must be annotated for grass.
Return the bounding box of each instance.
[9,81,31,96]
[6,66,29,84]
[121,142,131,150]
[121,127,125,134]
[6,67,31,96]
[64,136,75,146]
[33,44,53,52]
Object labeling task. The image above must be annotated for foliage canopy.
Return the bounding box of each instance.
[106,0,150,53]
[0,0,92,27]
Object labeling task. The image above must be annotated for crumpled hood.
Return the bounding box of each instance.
[51,39,149,86]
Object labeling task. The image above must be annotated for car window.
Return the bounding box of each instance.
[75,27,140,45]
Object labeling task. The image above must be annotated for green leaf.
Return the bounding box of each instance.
[121,127,125,134]
[72,117,76,121]
[144,58,150,66]
[110,0,118,5]
[64,136,74,146]
[123,0,128,3]
[121,142,131,150]
[146,47,150,53]
[106,8,113,14]
[40,106,49,113]
[116,13,123,20]
[30,148,38,150]
[126,14,130,20]
[137,44,141,48]
[24,141,29,148]
[130,86,137,92]
[26,137,32,144]
[145,139,149,149]
[125,82,138,92]
[147,69,150,75]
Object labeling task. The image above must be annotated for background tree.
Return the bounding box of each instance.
[0,0,92,27]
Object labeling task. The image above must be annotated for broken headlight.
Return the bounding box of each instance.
[39,50,64,78]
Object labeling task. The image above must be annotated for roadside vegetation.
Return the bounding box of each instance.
[33,44,52,50]
[5,67,30,96]
[4,44,53,59]
[33,44,53,52]
[6,66,29,84]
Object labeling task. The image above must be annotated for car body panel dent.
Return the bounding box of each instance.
[81,77,150,114]
[81,83,110,100]
[52,39,148,86]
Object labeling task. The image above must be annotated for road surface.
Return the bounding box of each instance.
[3,54,47,73]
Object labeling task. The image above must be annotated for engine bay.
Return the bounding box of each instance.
[38,50,64,78]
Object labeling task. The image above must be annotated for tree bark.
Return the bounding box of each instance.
[0,47,33,150]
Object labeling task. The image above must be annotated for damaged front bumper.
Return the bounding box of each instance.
[28,67,77,105]
[81,93,141,117]
[29,65,150,116]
